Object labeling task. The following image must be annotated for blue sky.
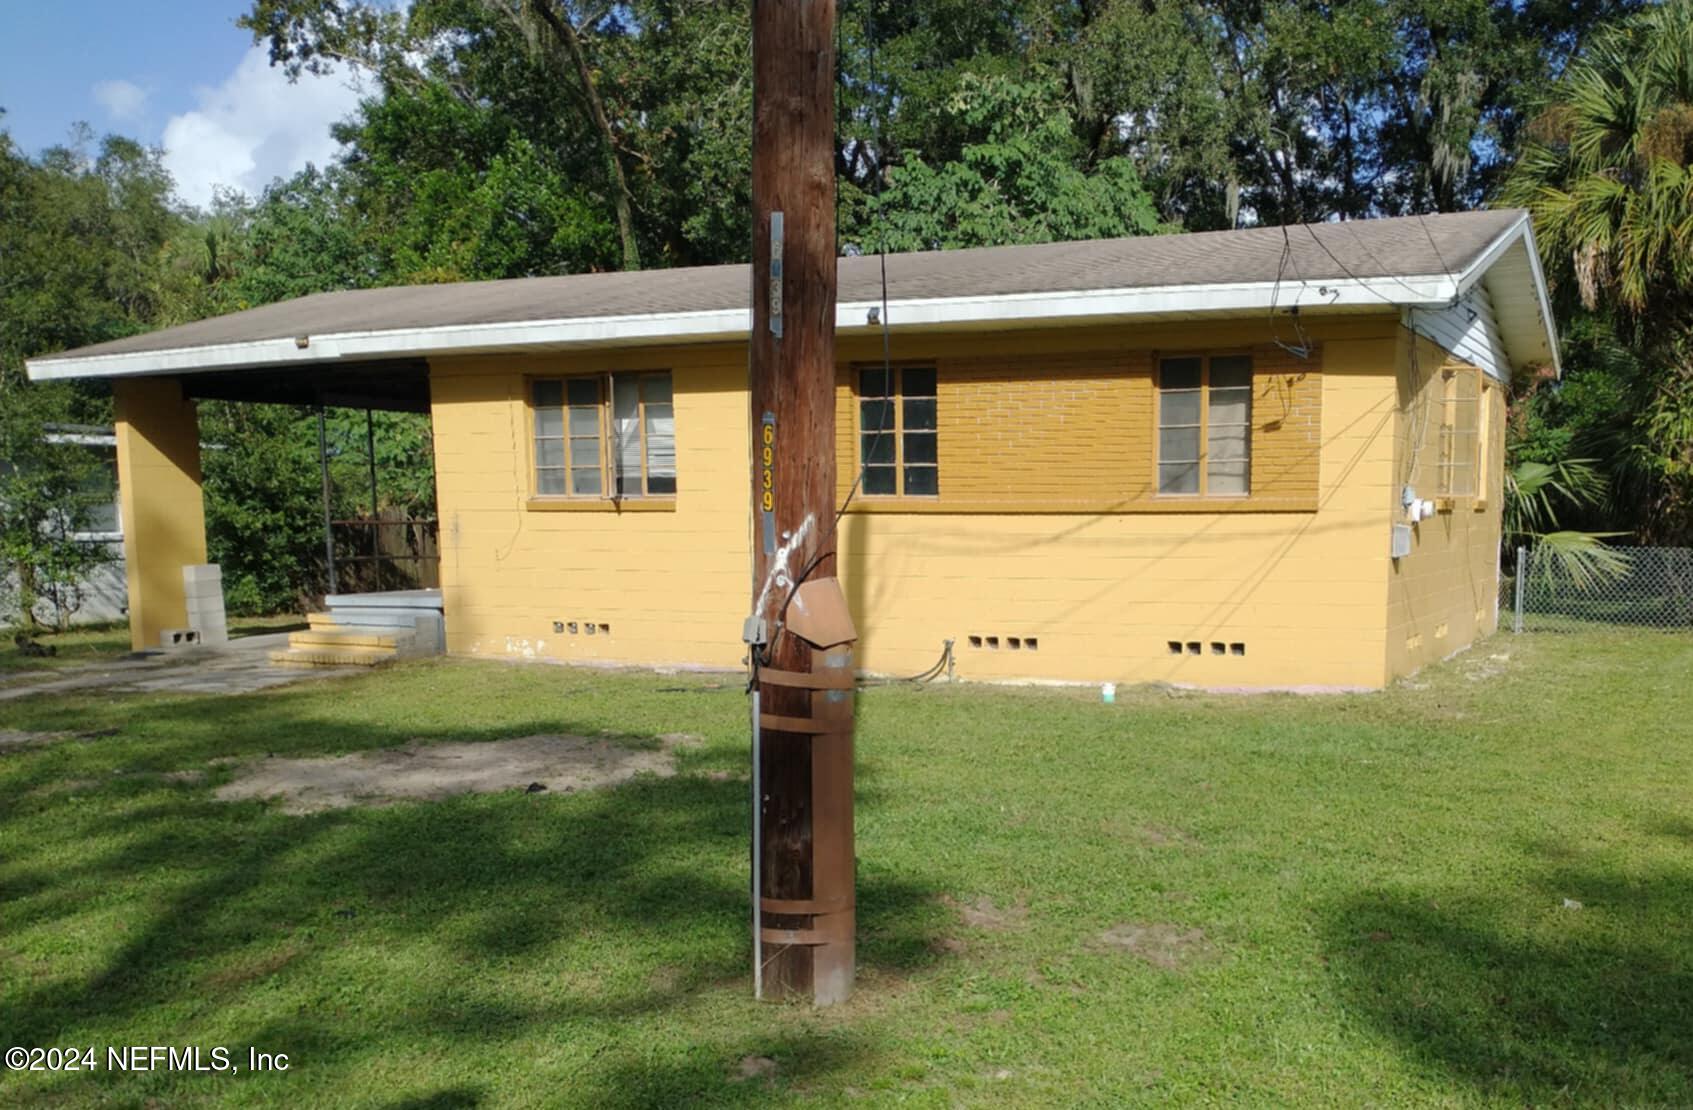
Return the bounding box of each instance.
[0,0,366,208]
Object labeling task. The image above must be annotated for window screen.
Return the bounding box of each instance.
[1157,357,1203,495]
[1207,356,1253,495]
[533,372,675,499]
[859,365,938,497]
[1439,367,1481,498]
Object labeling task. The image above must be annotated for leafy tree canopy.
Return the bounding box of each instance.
[842,74,1161,252]
[1502,0,1693,543]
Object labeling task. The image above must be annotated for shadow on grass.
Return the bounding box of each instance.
[0,672,943,1102]
[1322,856,1693,1103]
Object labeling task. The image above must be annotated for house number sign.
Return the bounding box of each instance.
[760,411,776,555]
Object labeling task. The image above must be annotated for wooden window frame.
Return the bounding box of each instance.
[1154,351,1254,499]
[529,371,677,504]
[854,363,939,500]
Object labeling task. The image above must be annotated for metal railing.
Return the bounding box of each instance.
[1507,545,1693,633]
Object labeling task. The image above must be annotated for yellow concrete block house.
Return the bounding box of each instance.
[28,209,1558,690]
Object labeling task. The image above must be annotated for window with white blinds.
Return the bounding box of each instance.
[533,372,676,499]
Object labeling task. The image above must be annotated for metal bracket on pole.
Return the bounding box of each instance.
[768,212,784,339]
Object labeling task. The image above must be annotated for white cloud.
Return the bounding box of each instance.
[161,48,364,210]
[92,79,149,121]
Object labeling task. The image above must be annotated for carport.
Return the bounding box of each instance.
[27,340,429,651]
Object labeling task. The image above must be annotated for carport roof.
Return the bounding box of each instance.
[26,208,1558,385]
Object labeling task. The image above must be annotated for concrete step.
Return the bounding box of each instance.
[325,589,443,612]
[307,593,446,657]
[289,627,411,650]
[268,647,393,668]
[311,608,430,630]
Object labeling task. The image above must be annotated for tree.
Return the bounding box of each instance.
[0,125,183,629]
[0,385,115,631]
[1503,455,1630,589]
[197,402,436,615]
[841,74,1161,252]
[1501,0,1693,543]
[230,167,380,303]
[834,0,1633,230]
[338,92,615,282]
[242,0,714,272]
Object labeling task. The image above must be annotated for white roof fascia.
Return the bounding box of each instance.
[25,271,1463,383]
[1517,220,1563,376]
[1447,212,1561,376]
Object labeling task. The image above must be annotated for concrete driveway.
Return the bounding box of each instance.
[0,632,364,702]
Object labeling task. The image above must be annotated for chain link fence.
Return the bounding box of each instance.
[1505,546,1693,633]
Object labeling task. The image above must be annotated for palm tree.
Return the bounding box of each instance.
[1503,0,1693,319]
[1503,456,1630,591]
[1500,0,1693,544]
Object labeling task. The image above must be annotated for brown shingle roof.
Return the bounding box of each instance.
[31,209,1523,364]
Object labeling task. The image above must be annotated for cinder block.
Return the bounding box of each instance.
[160,628,201,649]
[182,563,228,645]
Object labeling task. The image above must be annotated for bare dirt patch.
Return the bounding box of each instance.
[944,894,1029,932]
[0,729,71,751]
[731,1055,777,1084]
[202,942,304,992]
[1090,921,1213,970]
[1138,823,1199,848]
[215,732,700,814]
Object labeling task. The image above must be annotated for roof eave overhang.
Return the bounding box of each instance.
[1449,213,1562,377]
[25,248,1555,383]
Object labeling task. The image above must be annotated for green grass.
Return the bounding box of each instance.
[0,616,307,673]
[2,632,1691,1106]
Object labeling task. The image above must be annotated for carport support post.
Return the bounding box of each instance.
[113,378,207,651]
[366,409,380,569]
[318,408,337,596]
[748,0,854,1005]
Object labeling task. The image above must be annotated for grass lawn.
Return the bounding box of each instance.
[0,616,307,674]
[2,632,1690,1106]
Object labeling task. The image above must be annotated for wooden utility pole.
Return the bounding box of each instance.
[747,0,855,1005]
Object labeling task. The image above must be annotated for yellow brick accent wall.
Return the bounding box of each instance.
[835,343,1321,512]
[1385,333,1507,679]
[1248,343,1324,507]
[925,350,1158,506]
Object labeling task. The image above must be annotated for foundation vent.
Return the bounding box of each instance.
[1167,638,1248,658]
[965,634,1042,651]
[554,620,610,637]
